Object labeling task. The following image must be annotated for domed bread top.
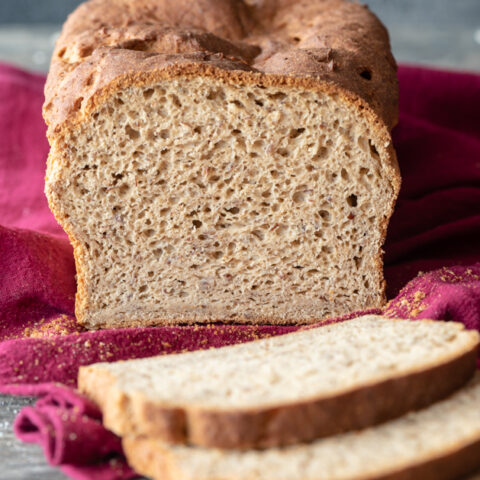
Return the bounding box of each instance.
[44,0,398,138]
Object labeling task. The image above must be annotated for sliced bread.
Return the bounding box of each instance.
[123,372,480,480]
[44,0,400,329]
[78,316,479,449]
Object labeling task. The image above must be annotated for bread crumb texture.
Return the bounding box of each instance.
[44,0,400,328]
[85,317,477,408]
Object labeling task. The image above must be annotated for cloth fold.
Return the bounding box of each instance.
[385,264,480,331]
[12,385,134,479]
[8,263,480,480]
[0,62,479,480]
[13,392,135,480]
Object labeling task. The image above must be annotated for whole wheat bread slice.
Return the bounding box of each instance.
[78,316,479,449]
[123,372,480,480]
[44,0,400,329]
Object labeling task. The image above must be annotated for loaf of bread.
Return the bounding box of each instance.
[123,372,480,480]
[44,0,400,328]
[78,316,479,449]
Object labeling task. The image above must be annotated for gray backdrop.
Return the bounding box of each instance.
[0,0,479,72]
[0,0,479,27]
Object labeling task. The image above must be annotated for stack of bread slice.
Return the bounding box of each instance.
[79,316,480,480]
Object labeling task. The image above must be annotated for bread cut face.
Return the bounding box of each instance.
[123,372,480,480]
[78,316,479,449]
[47,73,398,328]
[44,0,400,328]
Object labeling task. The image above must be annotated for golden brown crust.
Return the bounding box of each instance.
[44,0,398,137]
[78,342,478,450]
[122,433,480,480]
[123,436,175,480]
[373,438,480,480]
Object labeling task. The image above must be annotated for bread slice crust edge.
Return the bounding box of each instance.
[78,321,479,449]
[122,432,480,480]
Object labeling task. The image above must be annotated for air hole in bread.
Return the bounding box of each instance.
[206,89,225,101]
[252,230,264,241]
[85,73,95,86]
[360,69,372,80]
[347,194,358,207]
[315,146,328,160]
[319,210,331,221]
[125,125,140,140]
[369,140,380,159]
[268,92,287,101]
[225,206,240,214]
[290,128,306,138]
[170,94,181,107]
[72,96,84,112]
[230,100,244,108]
[118,184,130,196]
[293,190,307,203]
[143,88,154,99]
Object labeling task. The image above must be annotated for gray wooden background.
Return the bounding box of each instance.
[0,0,479,72]
[0,1,479,479]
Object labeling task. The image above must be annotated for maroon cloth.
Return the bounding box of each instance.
[0,62,479,479]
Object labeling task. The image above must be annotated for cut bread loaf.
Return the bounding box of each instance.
[78,316,479,449]
[123,372,480,480]
[44,0,400,329]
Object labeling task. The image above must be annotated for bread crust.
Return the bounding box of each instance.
[78,335,478,449]
[44,0,398,135]
[122,433,480,480]
[44,0,401,328]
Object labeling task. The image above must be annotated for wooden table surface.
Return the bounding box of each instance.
[0,394,67,479]
[0,6,479,478]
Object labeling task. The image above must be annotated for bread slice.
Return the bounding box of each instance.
[123,372,480,480]
[44,0,400,329]
[78,316,479,449]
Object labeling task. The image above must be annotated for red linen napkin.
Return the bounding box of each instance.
[0,62,479,479]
